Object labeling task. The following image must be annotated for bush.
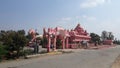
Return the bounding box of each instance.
[0,44,8,61]
[113,40,120,45]
[56,39,62,49]
[23,48,34,56]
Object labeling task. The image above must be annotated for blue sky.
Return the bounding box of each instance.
[0,0,120,39]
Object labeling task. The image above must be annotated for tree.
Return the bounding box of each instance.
[90,33,101,43]
[12,32,28,58]
[101,31,114,41]
[26,33,32,41]
[41,37,48,48]
[56,39,62,49]
[108,32,114,40]
[0,43,8,61]
[113,38,120,45]
[0,30,28,59]
[17,30,25,35]
[101,31,108,41]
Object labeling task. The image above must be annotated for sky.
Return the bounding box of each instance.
[0,0,120,39]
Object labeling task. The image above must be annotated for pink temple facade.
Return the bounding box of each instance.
[43,24,91,52]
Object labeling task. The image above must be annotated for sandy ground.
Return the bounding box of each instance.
[111,55,120,68]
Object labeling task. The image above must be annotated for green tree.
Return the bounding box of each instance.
[56,39,62,49]
[12,32,28,58]
[26,33,32,41]
[41,37,48,48]
[107,32,114,40]
[0,30,28,58]
[17,30,25,35]
[90,33,101,43]
[101,31,114,41]
[113,39,120,45]
[0,43,8,61]
[101,31,108,41]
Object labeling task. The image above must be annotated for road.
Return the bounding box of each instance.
[1,46,120,68]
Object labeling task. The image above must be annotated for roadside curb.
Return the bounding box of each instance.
[25,51,63,59]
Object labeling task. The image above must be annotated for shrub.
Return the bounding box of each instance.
[0,44,8,61]
[56,39,62,49]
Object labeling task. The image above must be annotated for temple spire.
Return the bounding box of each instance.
[74,23,82,30]
[77,23,80,27]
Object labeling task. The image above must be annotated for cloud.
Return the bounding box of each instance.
[82,15,96,21]
[90,19,120,39]
[75,16,81,19]
[98,20,119,32]
[80,0,111,8]
[61,17,71,21]
[55,17,72,24]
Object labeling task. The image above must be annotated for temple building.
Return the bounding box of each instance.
[68,24,91,48]
[43,24,91,52]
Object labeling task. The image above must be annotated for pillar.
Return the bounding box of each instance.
[47,36,51,52]
[66,37,68,49]
[62,38,65,49]
[53,35,56,51]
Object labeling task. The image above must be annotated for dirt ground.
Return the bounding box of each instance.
[111,55,120,68]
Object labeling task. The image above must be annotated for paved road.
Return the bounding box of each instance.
[1,46,120,68]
